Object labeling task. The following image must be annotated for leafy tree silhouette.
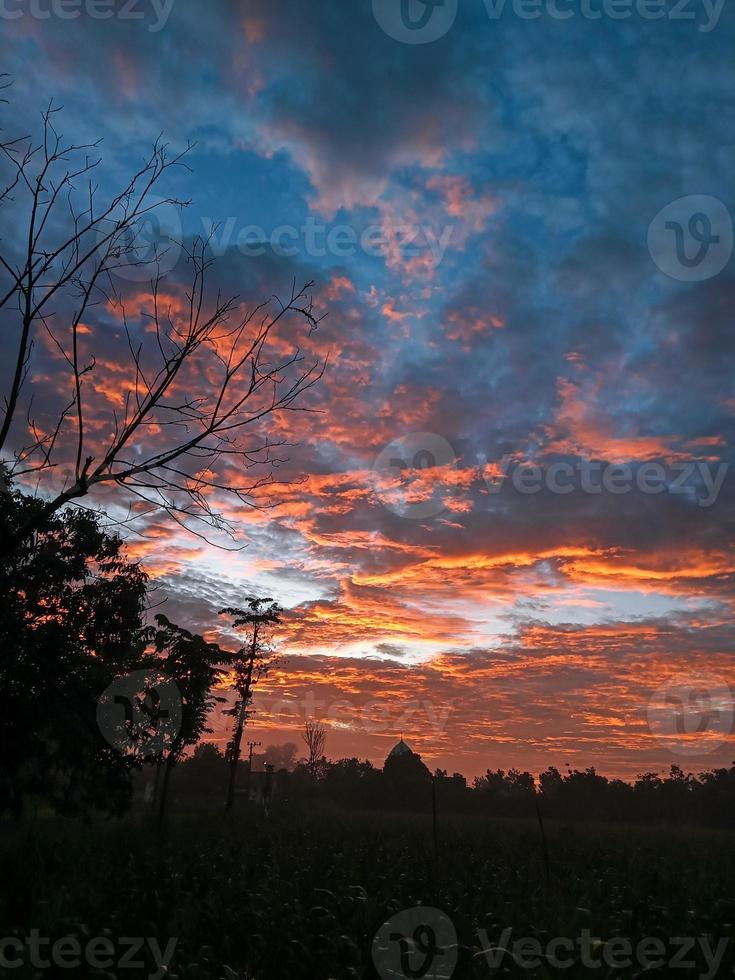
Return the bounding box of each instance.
[150,614,228,823]
[0,470,148,816]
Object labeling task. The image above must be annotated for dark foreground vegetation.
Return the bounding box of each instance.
[1,808,733,980]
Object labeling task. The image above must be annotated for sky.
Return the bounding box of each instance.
[1,0,734,779]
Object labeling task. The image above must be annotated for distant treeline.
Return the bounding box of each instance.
[158,742,735,828]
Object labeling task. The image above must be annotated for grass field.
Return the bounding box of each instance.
[1,808,733,979]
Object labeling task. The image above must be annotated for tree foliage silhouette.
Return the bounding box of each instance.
[149,614,228,823]
[0,470,149,815]
[0,470,235,817]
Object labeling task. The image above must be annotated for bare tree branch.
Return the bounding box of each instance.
[0,100,325,557]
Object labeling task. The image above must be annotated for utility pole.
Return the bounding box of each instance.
[246,740,261,801]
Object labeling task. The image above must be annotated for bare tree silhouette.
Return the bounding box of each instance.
[302,720,327,780]
[0,98,324,556]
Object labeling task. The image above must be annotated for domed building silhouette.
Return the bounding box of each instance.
[383,738,431,806]
[386,737,413,760]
